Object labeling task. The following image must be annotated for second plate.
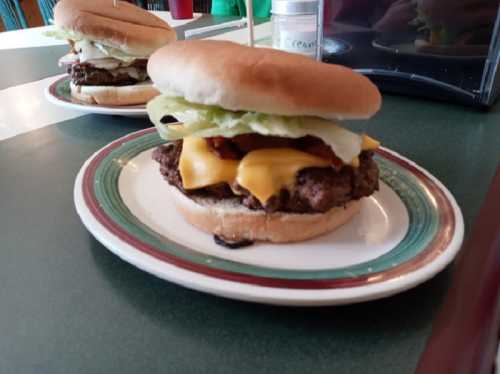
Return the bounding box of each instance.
[45,75,148,117]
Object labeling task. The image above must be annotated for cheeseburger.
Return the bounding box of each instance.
[413,0,496,56]
[147,40,382,245]
[47,0,176,105]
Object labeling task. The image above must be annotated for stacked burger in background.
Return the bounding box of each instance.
[48,0,176,105]
[414,0,498,56]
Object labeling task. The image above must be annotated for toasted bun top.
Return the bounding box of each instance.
[148,40,381,120]
[54,0,176,57]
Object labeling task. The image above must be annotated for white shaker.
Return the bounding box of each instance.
[271,0,319,59]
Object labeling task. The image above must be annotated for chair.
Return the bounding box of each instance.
[37,0,57,25]
[34,0,211,27]
[36,0,166,24]
[143,0,165,10]
[0,0,28,30]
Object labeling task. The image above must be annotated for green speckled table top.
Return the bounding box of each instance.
[0,14,499,373]
[0,95,498,373]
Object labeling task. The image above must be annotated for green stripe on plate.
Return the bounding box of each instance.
[93,132,440,280]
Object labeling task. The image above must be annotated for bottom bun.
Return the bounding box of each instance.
[414,39,489,56]
[168,185,362,243]
[70,81,159,106]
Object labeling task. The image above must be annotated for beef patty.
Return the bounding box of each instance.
[68,59,148,86]
[152,137,379,214]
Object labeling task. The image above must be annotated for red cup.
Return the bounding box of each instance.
[168,0,193,19]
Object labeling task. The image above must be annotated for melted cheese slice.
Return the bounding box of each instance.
[350,135,379,167]
[179,135,379,205]
[361,134,380,150]
[236,149,330,204]
[179,137,239,189]
[179,137,329,204]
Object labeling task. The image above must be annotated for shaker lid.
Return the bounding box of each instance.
[271,0,318,15]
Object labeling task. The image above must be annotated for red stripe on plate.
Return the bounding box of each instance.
[81,128,455,290]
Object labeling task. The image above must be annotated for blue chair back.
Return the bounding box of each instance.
[36,0,165,26]
[0,0,28,30]
[37,0,57,25]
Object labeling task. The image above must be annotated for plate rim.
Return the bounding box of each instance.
[74,128,464,306]
[86,130,452,285]
[82,128,459,285]
[45,74,148,116]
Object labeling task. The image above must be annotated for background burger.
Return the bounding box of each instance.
[413,0,498,56]
[147,40,382,245]
[47,0,176,106]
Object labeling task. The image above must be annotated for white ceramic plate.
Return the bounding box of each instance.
[45,75,148,117]
[74,128,464,306]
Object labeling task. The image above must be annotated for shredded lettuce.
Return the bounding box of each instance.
[147,95,363,164]
[92,43,143,63]
[43,27,83,41]
[44,27,145,62]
